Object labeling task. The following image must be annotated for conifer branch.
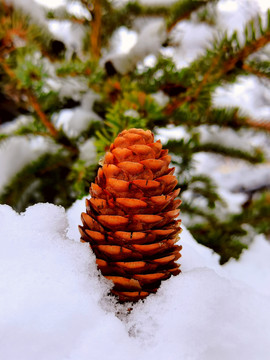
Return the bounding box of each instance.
[191,52,222,101]
[0,59,59,138]
[194,142,264,163]
[222,34,270,77]
[242,62,270,79]
[165,13,270,115]
[26,91,58,137]
[246,118,270,132]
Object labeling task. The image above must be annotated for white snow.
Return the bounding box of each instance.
[54,91,101,138]
[48,20,86,59]
[35,0,66,9]
[79,138,97,166]
[0,136,57,192]
[105,19,167,74]
[217,0,261,40]
[0,201,270,360]
[214,76,270,121]
[7,0,47,24]
[170,21,216,68]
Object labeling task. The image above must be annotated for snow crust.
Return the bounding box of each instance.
[1,201,270,360]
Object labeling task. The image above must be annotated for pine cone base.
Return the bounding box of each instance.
[79,129,182,302]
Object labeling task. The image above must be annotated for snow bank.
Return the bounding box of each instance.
[1,201,270,360]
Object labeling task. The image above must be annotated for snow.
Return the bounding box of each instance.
[170,21,215,68]
[0,136,57,192]
[214,76,270,121]
[48,20,86,59]
[217,0,260,39]
[35,0,66,9]
[54,91,101,138]
[105,19,167,75]
[7,0,47,24]
[0,201,270,360]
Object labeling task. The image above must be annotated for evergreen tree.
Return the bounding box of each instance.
[0,0,269,264]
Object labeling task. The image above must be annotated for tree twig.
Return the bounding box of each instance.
[242,63,270,79]
[1,59,59,138]
[165,31,270,115]
[26,91,58,137]
[90,0,102,59]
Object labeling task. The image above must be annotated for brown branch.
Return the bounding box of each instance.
[1,58,59,138]
[246,118,270,132]
[167,12,194,33]
[221,32,270,76]
[165,31,270,115]
[242,63,269,79]
[26,91,58,137]
[90,0,102,59]
[192,52,222,100]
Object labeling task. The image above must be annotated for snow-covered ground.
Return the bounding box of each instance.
[0,200,270,360]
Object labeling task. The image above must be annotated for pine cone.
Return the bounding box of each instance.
[79,128,182,302]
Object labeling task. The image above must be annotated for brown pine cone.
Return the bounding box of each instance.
[79,128,182,302]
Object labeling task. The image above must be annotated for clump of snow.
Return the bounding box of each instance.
[109,26,138,55]
[0,136,57,192]
[66,1,91,20]
[217,0,260,40]
[156,125,189,142]
[7,0,47,25]
[48,20,86,59]
[151,91,169,107]
[214,75,270,121]
[199,125,259,153]
[194,151,270,193]
[1,201,270,360]
[0,115,34,135]
[170,21,216,68]
[79,138,97,166]
[54,91,101,138]
[105,19,167,74]
[53,77,88,102]
[35,0,66,9]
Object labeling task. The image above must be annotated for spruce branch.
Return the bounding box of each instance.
[245,118,270,132]
[242,61,270,79]
[206,108,270,132]
[194,142,264,163]
[165,11,270,115]
[26,90,58,138]
[171,107,270,133]
[165,137,264,164]
[0,58,59,138]
[188,219,248,264]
